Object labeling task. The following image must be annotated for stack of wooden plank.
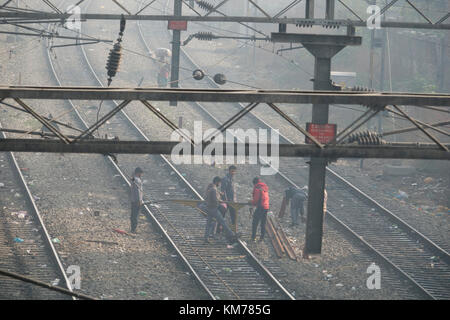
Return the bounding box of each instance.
[265,216,297,261]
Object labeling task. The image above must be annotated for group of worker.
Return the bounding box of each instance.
[129,165,327,244]
[202,166,271,244]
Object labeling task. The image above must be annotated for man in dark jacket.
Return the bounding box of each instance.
[286,186,308,226]
[130,167,144,234]
[204,176,236,244]
[249,177,270,242]
[220,165,237,232]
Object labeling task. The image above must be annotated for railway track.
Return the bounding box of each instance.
[134,3,449,300]
[2,0,437,297]
[40,0,295,300]
[0,127,73,299]
[328,163,450,254]
[282,165,450,300]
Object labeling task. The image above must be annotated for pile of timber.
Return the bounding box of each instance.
[265,216,297,261]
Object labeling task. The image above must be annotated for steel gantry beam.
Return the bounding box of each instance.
[0,12,449,30]
[0,139,448,160]
[1,86,449,106]
[272,30,363,256]
[13,98,71,144]
[382,121,450,137]
[391,105,449,151]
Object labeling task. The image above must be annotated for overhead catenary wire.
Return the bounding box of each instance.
[49,0,288,299]
[137,0,314,77]
[195,0,268,38]
[120,0,315,78]
[6,0,54,31]
[10,23,444,136]
[146,3,442,141]
[51,14,262,88]
[6,0,446,145]
[0,35,42,63]
[183,22,313,76]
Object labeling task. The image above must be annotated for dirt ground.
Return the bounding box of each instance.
[0,1,447,300]
[0,28,209,300]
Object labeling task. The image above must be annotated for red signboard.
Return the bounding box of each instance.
[168,20,188,30]
[305,123,337,144]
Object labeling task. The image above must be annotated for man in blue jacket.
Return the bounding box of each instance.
[286,186,308,226]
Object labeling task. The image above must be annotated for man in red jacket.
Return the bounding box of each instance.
[249,177,270,242]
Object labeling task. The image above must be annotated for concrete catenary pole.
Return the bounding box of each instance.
[302,0,361,256]
[169,0,182,106]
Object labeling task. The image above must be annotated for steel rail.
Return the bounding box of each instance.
[137,8,434,300]
[44,18,216,300]
[82,19,293,299]
[327,168,450,265]
[0,122,75,299]
[43,0,294,300]
[78,21,249,300]
[0,269,95,299]
[138,13,449,299]
[171,15,450,259]
[324,209,435,299]
[181,35,449,298]
[108,0,294,299]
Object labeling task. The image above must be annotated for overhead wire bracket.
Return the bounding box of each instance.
[72,100,131,142]
[391,105,449,151]
[267,102,324,149]
[140,100,195,145]
[202,102,259,143]
[13,98,71,144]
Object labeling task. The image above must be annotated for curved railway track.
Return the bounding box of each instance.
[41,0,295,300]
[134,3,449,300]
[0,127,73,299]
